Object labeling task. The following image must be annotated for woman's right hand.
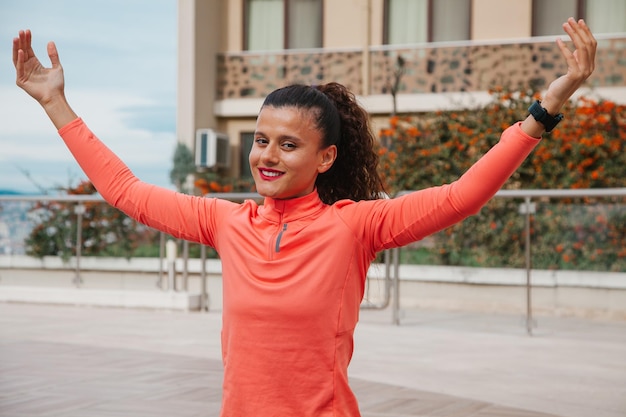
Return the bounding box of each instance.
[13,29,77,129]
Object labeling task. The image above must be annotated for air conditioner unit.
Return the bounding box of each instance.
[195,129,230,169]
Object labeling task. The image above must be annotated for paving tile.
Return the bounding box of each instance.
[2,302,624,417]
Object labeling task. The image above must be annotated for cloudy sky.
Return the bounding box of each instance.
[0,0,177,194]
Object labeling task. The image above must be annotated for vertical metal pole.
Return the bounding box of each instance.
[157,232,165,289]
[392,247,401,325]
[182,240,189,291]
[73,204,85,288]
[200,244,208,311]
[384,248,391,303]
[166,239,177,292]
[524,197,533,336]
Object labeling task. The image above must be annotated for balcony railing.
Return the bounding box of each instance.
[1,189,624,332]
[216,34,626,100]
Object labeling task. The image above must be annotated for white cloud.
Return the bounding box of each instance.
[0,0,177,194]
[0,86,176,192]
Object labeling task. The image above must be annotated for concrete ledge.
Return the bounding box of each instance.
[0,286,201,311]
[1,255,624,316]
[2,255,624,289]
[367,264,626,289]
[0,255,223,275]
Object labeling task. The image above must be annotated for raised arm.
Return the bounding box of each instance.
[12,29,226,246]
[345,19,598,252]
[521,18,596,137]
[13,29,77,129]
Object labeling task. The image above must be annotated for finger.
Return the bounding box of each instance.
[555,37,577,73]
[12,36,19,66]
[562,18,583,49]
[577,19,597,73]
[24,29,35,60]
[15,49,25,83]
[564,19,595,58]
[17,30,28,60]
[562,18,595,73]
[47,41,60,68]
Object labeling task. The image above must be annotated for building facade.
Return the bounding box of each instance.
[177,0,626,182]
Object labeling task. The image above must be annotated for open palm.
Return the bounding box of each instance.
[544,18,597,110]
[13,30,65,105]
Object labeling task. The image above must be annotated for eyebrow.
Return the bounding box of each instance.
[254,131,303,143]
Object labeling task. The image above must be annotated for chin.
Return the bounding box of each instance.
[256,187,280,199]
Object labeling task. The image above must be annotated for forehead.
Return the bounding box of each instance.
[256,106,319,130]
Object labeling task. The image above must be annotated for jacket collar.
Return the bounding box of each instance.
[259,189,326,223]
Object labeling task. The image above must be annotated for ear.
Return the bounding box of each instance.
[318,145,337,174]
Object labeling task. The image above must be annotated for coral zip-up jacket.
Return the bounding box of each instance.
[59,118,539,417]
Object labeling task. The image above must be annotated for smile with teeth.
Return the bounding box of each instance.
[259,169,284,179]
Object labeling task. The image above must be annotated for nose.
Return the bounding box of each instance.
[260,142,280,165]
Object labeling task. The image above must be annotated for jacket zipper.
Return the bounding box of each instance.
[274,223,287,253]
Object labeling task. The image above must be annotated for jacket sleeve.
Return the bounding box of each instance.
[338,122,541,255]
[58,118,230,246]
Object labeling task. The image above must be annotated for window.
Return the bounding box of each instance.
[533,0,626,36]
[240,132,255,179]
[532,0,581,36]
[386,0,428,44]
[384,0,470,44]
[585,0,626,33]
[245,0,322,51]
[431,0,471,42]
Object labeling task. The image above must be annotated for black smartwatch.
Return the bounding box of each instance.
[528,100,563,132]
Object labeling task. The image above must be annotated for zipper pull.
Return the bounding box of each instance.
[275,223,287,253]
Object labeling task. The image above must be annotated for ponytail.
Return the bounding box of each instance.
[262,82,385,204]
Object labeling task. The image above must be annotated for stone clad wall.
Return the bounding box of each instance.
[216,37,626,100]
[217,51,363,99]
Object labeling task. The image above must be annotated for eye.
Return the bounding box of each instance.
[281,142,297,150]
[254,137,268,146]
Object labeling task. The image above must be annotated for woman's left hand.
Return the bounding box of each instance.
[542,18,597,114]
[521,18,597,137]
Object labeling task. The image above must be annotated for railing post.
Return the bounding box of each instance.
[157,232,165,289]
[182,240,189,291]
[519,197,536,335]
[165,239,177,292]
[200,244,208,311]
[73,203,86,288]
[392,247,401,325]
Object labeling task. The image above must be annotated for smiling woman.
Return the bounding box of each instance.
[251,106,335,200]
[11,17,598,417]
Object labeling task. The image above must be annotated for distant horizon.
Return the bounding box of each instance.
[0,189,54,196]
[0,189,27,196]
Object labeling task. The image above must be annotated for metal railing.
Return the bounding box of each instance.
[1,188,624,333]
[391,188,626,333]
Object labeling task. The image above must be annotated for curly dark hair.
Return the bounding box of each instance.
[261,83,385,204]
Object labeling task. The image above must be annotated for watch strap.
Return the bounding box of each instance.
[528,100,564,132]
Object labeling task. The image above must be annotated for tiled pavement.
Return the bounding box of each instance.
[1,302,625,417]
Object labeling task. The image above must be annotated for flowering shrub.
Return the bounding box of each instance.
[193,175,255,195]
[378,90,626,271]
[26,180,159,261]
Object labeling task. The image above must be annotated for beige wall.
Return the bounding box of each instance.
[369,0,385,46]
[177,0,225,150]
[323,0,368,48]
[225,0,243,52]
[472,0,533,40]
[177,0,195,148]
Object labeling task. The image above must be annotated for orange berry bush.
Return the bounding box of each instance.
[377,90,626,271]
